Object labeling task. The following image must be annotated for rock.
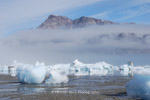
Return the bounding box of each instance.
[38,15,135,29]
[38,15,73,29]
[73,16,114,28]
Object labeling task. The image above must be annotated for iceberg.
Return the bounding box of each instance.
[17,62,46,84]
[47,64,70,75]
[1,59,149,100]
[126,74,150,100]
[0,65,9,74]
[119,64,133,76]
[70,59,115,76]
[9,66,16,76]
[0,59,150,86]
[45,70,68,84]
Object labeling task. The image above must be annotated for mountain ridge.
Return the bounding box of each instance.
[38,15,135,29]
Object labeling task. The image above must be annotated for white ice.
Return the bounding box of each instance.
[126,74,150,100]
[45,70,68,84]
[0,65,9,74]
[119,64,133,76]
[70,59,115,76]
[1,59,150,86]
[17,62,46,84]
[0,59,149,100]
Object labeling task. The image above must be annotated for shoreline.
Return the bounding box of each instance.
[0,75,141,100]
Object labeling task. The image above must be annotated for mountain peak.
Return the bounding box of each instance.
[48,14,56,18]
[38,15,73,29]
[38,15,132,29]
[48,15,70,20]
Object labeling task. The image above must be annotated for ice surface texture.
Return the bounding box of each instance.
[126,74,150,100]
[45,70,68,84]
[0,66,8,74]
[1,59,150,85]
[17,62,46,84]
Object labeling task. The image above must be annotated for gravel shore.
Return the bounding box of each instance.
[0,75,141,100]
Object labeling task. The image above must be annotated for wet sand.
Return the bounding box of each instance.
[0,75,141,100]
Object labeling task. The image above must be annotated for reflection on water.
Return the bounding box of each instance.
[0,88,17,92]
[17,84,46,94]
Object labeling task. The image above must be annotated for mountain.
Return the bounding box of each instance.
[38,15,73,29]
[38,15,116,29]
[73,16,114,28]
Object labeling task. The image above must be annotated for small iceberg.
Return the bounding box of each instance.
[17,62,46,84]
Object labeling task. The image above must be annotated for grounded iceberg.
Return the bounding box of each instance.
[119,64,133,76]
[45,64,70,84]
[126,74,150,100]
[0,65,9,74]
[45,70,68,84]
[0,59,150,100]
[17,62,46,84]
[70,59,115,76]
[1,59,150,85]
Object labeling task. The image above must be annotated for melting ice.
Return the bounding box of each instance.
[16,62,46,84]
[1,59,150,99]
[0,59,149,84]
[126,74,150,100]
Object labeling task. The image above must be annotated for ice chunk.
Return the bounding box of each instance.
[9,67,16,76]
[126,74,150,100]
[45,70,68,84]
[17,62,46,84]
[120,64,132,76]
[5,59,150,86]
[0,66,9,74]
[71,59,114,76]
[47,64,70,75]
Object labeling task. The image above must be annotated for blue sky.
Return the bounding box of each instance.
[0,0,150,36]
[62,0,150,23]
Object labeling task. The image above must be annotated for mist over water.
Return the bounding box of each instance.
[0,24,150,66]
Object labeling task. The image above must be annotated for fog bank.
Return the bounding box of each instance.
[0,24,150,65]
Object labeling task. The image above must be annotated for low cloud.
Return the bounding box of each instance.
[0,24,150,65]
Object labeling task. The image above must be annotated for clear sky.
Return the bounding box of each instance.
[0,0,150,36]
